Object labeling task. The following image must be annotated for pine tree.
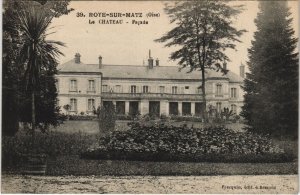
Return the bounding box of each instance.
[241,1,298,138]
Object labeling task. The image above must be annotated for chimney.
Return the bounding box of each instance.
[98,55,102,69]
[240,63,245,78]
[155,58,159,66]
[148,49,154,69]
[75,53,81,63]
[222,62,227,70]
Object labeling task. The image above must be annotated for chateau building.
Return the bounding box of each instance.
[56,52,245,117]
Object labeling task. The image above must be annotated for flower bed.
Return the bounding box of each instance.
[81,123,294,163]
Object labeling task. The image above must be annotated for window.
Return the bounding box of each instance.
[88,99,95,111]
[102,85,108,92]
[231,104,237,114]
[115,85,121,93]
[185,86,189,89]
[143,86,149,93]
[216,84,222,96]
[88,80,95,92]
[70,79,77,91]
[159,86,165,93]
[216,102,222,113]
[70,98,77,111]
[196,86,202,94]
[172,86,178,94]
[131,85,136,93]
[56,79,59,92]
[231,88,237,98]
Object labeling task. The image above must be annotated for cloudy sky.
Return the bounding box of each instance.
[49,1,299,75]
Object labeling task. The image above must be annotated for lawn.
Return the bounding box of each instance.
[49,120,130,134]
[46,155,297,176]
[50,120,246,134]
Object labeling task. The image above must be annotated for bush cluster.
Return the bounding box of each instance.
[170,115,203,122]
[68,115,97,121]
[116,115,134,120]
[2,130,96,170]
[82,123,292,163]
[62,114,133,121]
[170,114,240,123]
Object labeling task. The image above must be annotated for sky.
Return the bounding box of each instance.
[49,1,299,75]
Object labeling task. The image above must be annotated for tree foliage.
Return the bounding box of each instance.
[156,1,246,114]
[2,0,72,135]
[94,102,117,137]
[241,1,298,138]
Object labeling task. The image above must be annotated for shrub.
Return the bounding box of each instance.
[82,123,294,163]
[116,114,133,120]
[2,129,96,170]
[94,103,116,136]
[68,115,97,121]
[170,115,203,122]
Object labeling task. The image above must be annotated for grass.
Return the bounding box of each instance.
[49,120,246,134]
[2,120,298,176]
[47,155,297,176]
[49,120,130,134]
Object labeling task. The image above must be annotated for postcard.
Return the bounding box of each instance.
[2,0,298,193]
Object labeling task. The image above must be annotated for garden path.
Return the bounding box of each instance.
[1,174,297,194]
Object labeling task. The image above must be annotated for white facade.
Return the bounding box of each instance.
[56,53,244,116]
[57,72,101,115]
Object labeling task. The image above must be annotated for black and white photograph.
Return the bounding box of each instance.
[1,0,299,193]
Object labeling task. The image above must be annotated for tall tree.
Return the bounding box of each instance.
[241,1,298,137]
[156,1,246,118]
[2,1,72,136]
[17,4,65,136]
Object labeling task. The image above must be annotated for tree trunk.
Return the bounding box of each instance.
[201,68,207,121]
[31,90,36,148]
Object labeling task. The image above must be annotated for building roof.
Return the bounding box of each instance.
[58,59,243,82]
